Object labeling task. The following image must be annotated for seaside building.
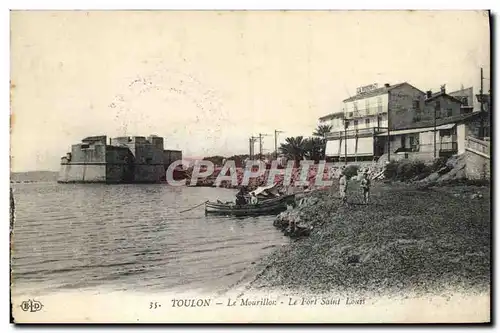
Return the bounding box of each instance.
[321,82,487,163]
[58,135,182,183]
[322,82,426,161]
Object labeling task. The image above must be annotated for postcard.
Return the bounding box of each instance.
[10,10,491,323]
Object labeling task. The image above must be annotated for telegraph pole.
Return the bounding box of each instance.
[249,136,258,159]
[344,119,348,165]
[258,133,270,160]
[248,137,253,159]
[387,92,391,162]
[480,67,484,138]
[434,101,437,158]
[274,130,284,160]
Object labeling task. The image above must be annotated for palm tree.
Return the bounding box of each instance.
[279,136,306,166]
[313,124,333,138]
[304,137,326,162]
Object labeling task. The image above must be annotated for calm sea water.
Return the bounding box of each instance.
[10,183,288,296]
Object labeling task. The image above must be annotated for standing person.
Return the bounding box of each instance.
[360,171,371,204]
[250,192,258,205]
[235,187,247,206]
[339,168,348,206]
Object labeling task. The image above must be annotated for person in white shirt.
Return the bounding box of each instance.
[250,192,258,205]
[339,168,348,206]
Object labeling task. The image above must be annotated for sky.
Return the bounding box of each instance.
[10,10,490,172]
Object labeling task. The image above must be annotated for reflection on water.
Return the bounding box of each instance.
[11,183,288,296]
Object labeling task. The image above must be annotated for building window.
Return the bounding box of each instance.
[348,112,353,118]
[365,100,370,114]
[440,129,453,137]
[353,102,358,112]
[435,101,441,118]
[353,120,358,128]
[412,100,420,110]
[377,97,383,113]
[365,118,370,127]
[146,157,153,164]
[446,108,453,117]
[461,97,469,106]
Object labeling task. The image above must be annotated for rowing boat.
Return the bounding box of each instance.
[205,194,296,217]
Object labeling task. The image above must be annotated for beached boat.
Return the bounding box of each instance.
[205,194,296,217]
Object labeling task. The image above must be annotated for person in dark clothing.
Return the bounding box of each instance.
[235,187,248,206]
[360,171,371,204]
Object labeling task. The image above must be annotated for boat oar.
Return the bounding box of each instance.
[179,200,209,213]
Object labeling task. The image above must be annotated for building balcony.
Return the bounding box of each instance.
[344,107,386,119]
[325,127,388,140]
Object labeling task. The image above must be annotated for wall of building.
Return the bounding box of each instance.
[423,96,462,121]
[106,146,134,182]
[465,150,490,180]
[59,142,107,182]
[70,143,107,163]
[164,150,183,168]
[60,135,182,184]
[58,164,107,182]
[344,93,389,117]
[346,114,388,131]
[148,135,164,150]
[318,113,345,133]
[325,139,341,156]
[457,124,467,154]
[449,87,474,108]
[325,137,374,157]
[388,84,426,130]
[134,165,166,182]
[389,151,435,162]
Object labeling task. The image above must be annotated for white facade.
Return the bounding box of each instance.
[318,112,345,133]
[343,93,389,131]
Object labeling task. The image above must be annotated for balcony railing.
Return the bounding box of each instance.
[345,107,385,119]
[439,141,458,152]
[466,136,490,156]
[325,127,388,139]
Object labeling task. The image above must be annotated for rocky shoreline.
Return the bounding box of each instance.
[247,180,490,296]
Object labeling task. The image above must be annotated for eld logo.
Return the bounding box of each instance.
[20,299,44,312]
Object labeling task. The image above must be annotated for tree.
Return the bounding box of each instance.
[313,124,333,138]
[304,137,326,163]
[279,136,306,166]
[203,155,225,166]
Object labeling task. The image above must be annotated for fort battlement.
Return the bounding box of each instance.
[58,135,182,183]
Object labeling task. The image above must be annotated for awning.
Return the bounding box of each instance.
[376,123,456,136]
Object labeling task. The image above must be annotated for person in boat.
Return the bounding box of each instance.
[360,170,371,204]
[339,167,348,206]
[250,192,258,205]
[235,187,248,206]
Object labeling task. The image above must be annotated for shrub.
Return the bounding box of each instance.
[384,160,430,181]
[383,161,398,180]
[431,157,448,172]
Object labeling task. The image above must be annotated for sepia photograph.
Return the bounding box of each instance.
[9,9,491,324]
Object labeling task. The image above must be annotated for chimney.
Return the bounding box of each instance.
[440,84,446,93]
[384,83,390,88]
[426,90,432,99]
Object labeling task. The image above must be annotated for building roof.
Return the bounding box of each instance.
[319,111,344,121]
[376,123,456,136]
[424,91,464,104]
[397,111,483,131]
[342,82,421,103]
